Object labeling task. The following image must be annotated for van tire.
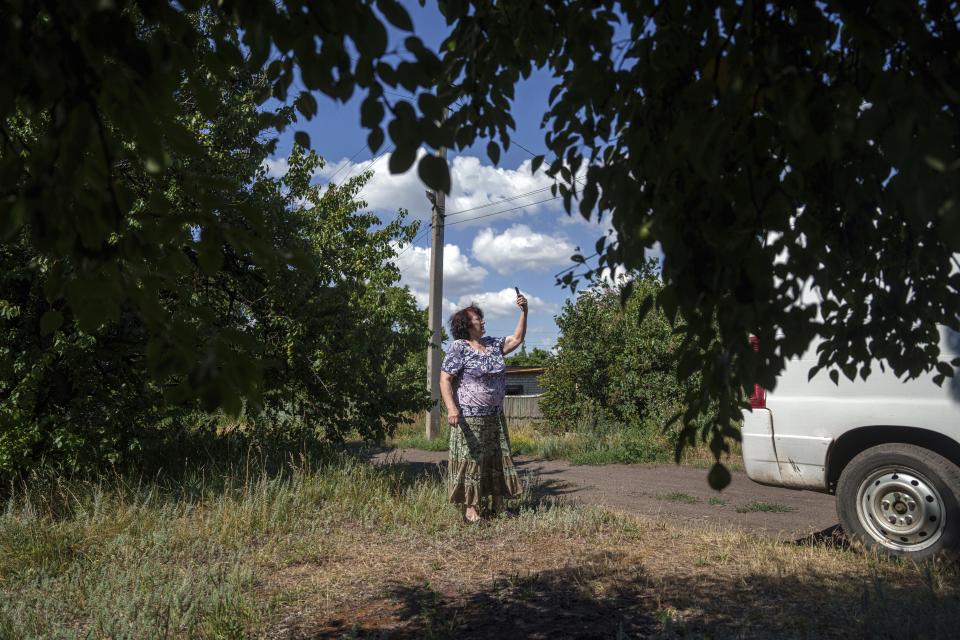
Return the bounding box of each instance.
[836,443,960,559]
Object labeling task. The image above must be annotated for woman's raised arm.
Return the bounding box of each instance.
[502,294,528,354]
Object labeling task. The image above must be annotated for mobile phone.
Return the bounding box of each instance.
[514,286,521,296]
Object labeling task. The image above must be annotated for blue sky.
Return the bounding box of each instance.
[262,1,627,350]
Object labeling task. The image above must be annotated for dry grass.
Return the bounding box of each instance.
[2,453,957,639]
[266,512,960,639]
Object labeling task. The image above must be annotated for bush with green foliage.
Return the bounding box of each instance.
[504,345,551,368]
[539,262,691,454]
[0,16,428,477]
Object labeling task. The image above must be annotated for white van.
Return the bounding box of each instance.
[741,328,960,558]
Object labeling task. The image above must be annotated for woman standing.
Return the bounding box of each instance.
[440,292,528,522]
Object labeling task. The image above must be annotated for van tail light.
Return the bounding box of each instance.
[749,335,767,409]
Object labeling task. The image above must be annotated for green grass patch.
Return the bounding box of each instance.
[708,497,728,506]
[511,424,675,466]
[390,421,450,452]
[387,414,742,470]
[656,492,700,504]
[0,453,466,638]
[2,449,958,638]
[735,501,796,514]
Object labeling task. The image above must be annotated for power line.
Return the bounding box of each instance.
[511,139,542,158]
[446,194,561,227]
[325,143,371,184]
[341,145,394,203]
[445,175,586,219]
[444,185,555,218]
[394,192,559,256]
[554,251,600,277]
[394,176,589,257]
[382,88,417,101]
[393,223,434,258]
[356,147,392,182]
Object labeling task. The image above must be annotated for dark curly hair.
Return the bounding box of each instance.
[449,304,483,341]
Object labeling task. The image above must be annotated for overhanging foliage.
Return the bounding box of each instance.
[4,1,958,485]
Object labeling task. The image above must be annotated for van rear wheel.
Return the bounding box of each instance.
[836,444,960,559]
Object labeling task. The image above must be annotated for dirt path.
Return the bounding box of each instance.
[372,447,839,541]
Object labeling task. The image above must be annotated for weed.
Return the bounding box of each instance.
[735,501,795,513]
[653,606,680,623]
[656,492,700,504]
[708,497,728,506]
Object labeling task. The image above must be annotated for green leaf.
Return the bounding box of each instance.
[531,155,545,174]
[1,199,27,239]
[296,92,318,119]
[377,0,414,31]
[294,131,311,149]
[925,156,947,173]
[361,96,385,129]
[487,141,500,165]
[416,92,441,118]
[389,145,418,174]
[404,37,441,76]
[40,311,63,336]
[417,153,450,193]
[368,127,385,153]
[356,8,388,57]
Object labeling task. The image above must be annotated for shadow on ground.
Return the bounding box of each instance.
[793,523,852,550]
[287,545,960,640]
[267,454,959,639]
[362,448,588,502]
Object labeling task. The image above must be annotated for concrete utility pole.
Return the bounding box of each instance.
[426,108,448,440]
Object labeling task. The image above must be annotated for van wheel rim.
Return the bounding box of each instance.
[857,466,944,552]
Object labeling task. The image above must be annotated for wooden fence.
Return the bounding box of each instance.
[502,394,544,427]
[409,395,545,431]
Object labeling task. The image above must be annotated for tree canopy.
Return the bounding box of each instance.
[1,6,428,474]
[540,262,692,448]
[504,345,551,368]
[4,0,959,485]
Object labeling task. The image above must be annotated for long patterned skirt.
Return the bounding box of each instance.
[448,410,523,506]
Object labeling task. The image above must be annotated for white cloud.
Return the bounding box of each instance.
[455,288,555,319]
[409,289,459,318]
[443,156,561,222]
[595,264,630,286]
[262,157,289,178]
[318,150,431,218]
[391,242,487,293]
[390,241,492,320]
[594,241,663,286]
[307,149,565,224]
[471,224,576,274]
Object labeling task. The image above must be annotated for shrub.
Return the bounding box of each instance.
[539,261,693,452]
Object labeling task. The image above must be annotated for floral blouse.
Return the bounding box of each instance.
[441,336,507,416]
